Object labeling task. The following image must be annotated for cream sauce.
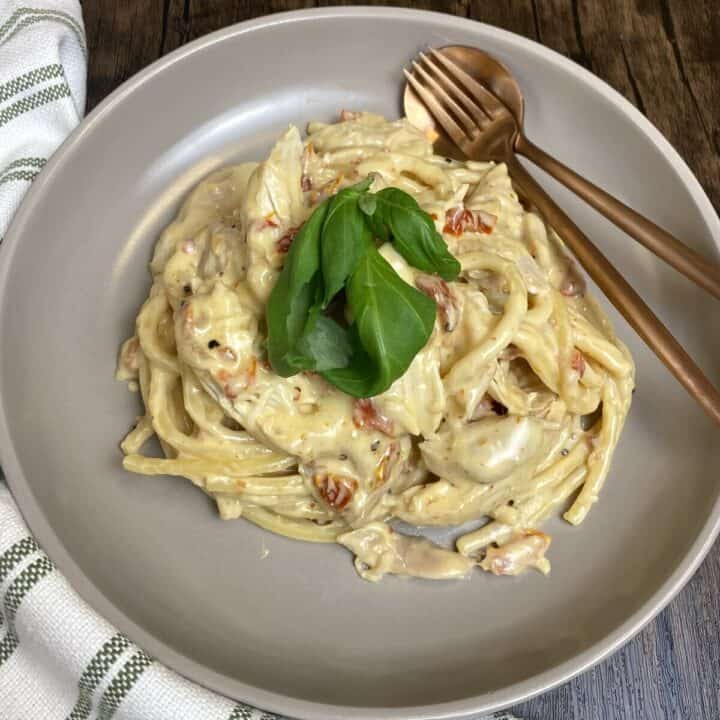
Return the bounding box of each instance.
[123,112,634,582]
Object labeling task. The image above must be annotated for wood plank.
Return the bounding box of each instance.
[162,0,313,53]
[667,0,720,169]
[530,0,592,69]
[161,0,471,55]
[469,0,540,40]
[84,0,165,110]
[317,0,468,12]
[574,0,719,211]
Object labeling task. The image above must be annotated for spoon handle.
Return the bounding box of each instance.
[505,154,720,426]
[515,134,720,300]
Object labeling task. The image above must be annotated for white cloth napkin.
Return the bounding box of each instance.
[0,0,85,239]
[0,2,521,718]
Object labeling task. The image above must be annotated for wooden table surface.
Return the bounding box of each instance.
[84,2,720,718]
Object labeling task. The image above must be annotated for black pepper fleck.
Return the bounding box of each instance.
[445,157,452,163]
[561,448,569,457]
[371,440,380,452]
[490,400,508,416]
[183,284,192,295]
[208,339,220,349]
[339,453,348,461]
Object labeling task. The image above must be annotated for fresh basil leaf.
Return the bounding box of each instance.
[322,246,436,397]
[357,192,377,216]
[319,326,377,397]
[320,178,374,307]
[283,200,329,300]
[363,199,390,243]
[296,315,352,371]
[371,188,461,280]
[343,176,374,195]
[269,277,318,375]
[266,199,329,376]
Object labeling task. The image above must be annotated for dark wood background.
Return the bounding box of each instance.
[83,2,720,718]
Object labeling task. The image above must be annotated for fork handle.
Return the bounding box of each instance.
[515,134,720,301]
[506,154,720,425]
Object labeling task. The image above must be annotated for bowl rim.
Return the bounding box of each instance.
[1,6,719,719]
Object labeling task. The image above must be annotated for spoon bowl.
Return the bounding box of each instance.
[404,45,524,158]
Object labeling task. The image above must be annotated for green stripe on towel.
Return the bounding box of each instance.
[0,83,71,129]
[66,634,132,720]
[0,64,63,104]
[97,649,153,720]
[0,555,54,666]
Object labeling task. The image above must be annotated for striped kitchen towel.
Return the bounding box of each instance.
[0,0,85,240]
[0,2,520,719]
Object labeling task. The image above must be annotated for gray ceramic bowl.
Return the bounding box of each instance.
[1,8,719,720]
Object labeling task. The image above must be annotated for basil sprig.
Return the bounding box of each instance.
[320,176,374,307]
[266,199,351,375]
[323,246,436,397]
[361,188,461,280]
[266,176,459,398]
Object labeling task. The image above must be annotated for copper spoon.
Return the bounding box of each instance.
[404,45,720,425]
[405,45,720,300]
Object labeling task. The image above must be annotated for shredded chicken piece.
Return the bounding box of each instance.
[338,522,474,582]
[479,530,551,576]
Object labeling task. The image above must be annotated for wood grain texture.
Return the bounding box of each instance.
[84,2,720,718]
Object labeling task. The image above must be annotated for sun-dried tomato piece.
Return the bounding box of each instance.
[571,350,586,378]
[352,399,395,436]
[314,474,358,510]
[276,226,299,253]
[415,274,459,332]
[443,206,497,236]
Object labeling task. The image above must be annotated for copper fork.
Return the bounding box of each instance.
[404,50,720,425]
[405,48,720,300]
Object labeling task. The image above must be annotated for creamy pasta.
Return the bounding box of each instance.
[117,112,634,582]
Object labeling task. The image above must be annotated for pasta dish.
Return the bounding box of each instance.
[117,112,634,582]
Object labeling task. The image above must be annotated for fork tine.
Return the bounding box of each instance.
[403,69,469,148]
[418,52,490,129]
[411,60,476,135]
[428,47,508,119]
